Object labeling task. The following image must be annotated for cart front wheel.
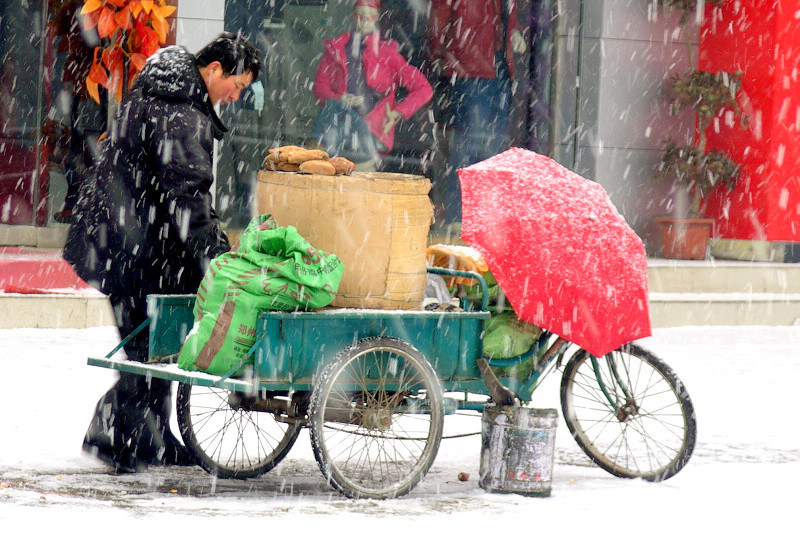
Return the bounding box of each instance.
[560,343,696,481]
[176,383,301,479]
[309,336,444,499]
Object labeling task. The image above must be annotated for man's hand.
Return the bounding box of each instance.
[511,29,527,55]
[383,103,402,134]
[340,93,365,108]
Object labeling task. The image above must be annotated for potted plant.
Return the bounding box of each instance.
[655,57,747,259]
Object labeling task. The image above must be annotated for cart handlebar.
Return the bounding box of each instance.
[426,267,489,312]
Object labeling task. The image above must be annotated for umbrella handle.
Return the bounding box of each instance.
[426,267,489,312]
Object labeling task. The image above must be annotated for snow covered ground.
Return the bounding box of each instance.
[1,325,798,530]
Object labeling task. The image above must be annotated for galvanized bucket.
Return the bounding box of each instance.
[479,405,558,496]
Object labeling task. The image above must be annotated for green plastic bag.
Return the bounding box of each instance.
[483,312,542,380]
[461,270,513,314]
[177,214,344,376]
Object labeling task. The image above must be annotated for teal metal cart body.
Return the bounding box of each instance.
[91,269,553,402]
[87,268,697,499]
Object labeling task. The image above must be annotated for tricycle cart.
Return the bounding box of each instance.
[88,268,696,499]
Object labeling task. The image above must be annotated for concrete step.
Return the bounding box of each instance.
[0,292,115,328]
[648,292,800,327]
[646,258,800,326]
[4,291,796,329]
[2,248,798,329]
[648,258,800,293]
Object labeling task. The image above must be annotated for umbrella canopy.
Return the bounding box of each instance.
[459,148,651,356]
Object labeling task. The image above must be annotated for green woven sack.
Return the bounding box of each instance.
[177,214,344,376]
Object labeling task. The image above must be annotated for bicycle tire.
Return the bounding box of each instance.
[176,383,301,479]
[560,343,696,481]
[309,336,444,499]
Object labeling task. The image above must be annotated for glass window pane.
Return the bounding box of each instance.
[216,1,553,234]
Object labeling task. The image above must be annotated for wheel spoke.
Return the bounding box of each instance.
[177,384,301,479]
[310,338,443,498]
[560,344,696,481]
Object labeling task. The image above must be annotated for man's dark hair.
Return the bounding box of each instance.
[195,32,262,80]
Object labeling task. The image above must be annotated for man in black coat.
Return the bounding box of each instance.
[64,33,261,473]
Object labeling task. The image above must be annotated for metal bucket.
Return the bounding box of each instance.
[479,405,558,496]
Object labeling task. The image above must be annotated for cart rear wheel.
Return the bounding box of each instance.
[309,336,444,499]
[560,343,696,481]
[176,383,301,479]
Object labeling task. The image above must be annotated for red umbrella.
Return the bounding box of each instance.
[458,148,651,356]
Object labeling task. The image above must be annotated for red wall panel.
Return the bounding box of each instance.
[701,1,800,241]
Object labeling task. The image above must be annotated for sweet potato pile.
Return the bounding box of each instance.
[263,145,355,176]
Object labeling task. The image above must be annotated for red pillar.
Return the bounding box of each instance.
[702,0,800,242]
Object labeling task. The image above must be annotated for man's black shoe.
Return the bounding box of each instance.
[161,433,196,466]
[83,439,147,474]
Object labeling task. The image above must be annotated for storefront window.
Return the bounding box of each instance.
[0,0,105,227]
[217,0,555,232]
[0,0,554,234]
[1,1,49,226]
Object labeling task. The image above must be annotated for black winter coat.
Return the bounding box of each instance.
[64,46,231,305]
